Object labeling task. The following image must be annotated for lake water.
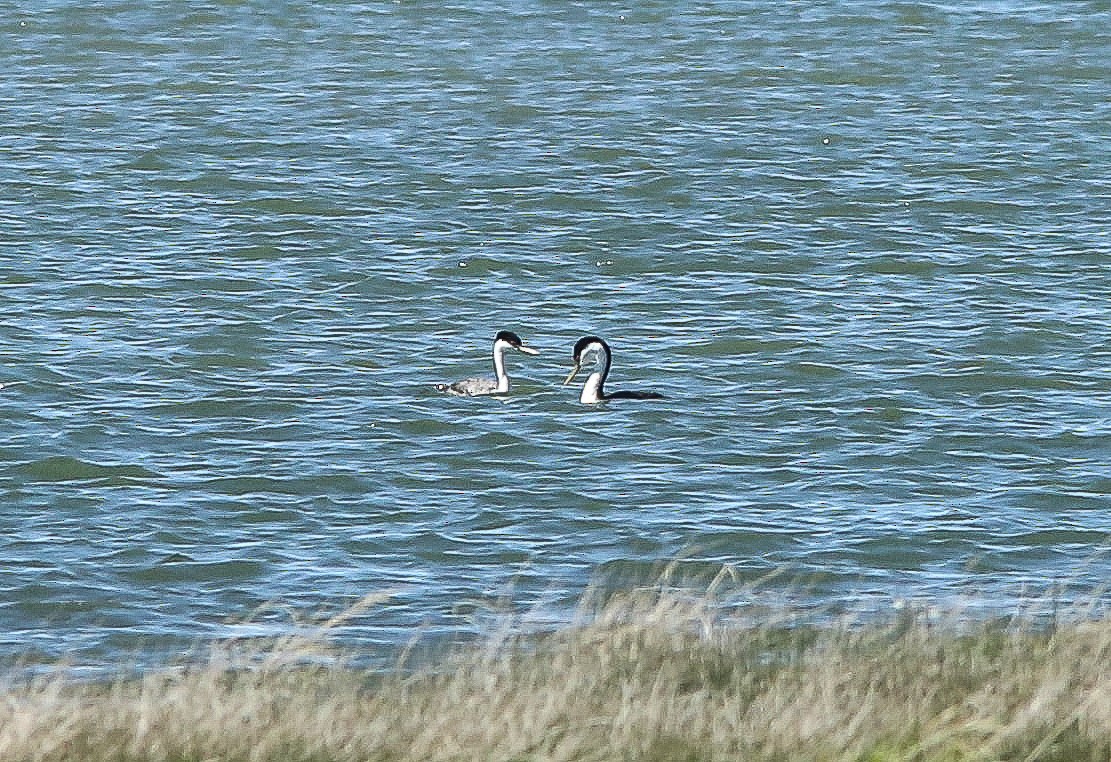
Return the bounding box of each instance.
[2,0,1109,669]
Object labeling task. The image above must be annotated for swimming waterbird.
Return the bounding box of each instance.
[563,335,664,403]
[435,330,540,396]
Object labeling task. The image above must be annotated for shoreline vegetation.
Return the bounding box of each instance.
[2,588,1110,762]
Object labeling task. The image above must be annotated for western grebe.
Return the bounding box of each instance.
[563,335,664,403]
[435,330,540,396]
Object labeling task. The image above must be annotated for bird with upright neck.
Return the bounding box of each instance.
[435,331,540,396]
[563,335,664,403]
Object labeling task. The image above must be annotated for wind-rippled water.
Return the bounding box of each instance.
[2,1,1109,668]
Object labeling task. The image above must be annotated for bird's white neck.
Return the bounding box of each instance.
[492,340,511,393]
[579,371,605,403]
[576,341,610,403]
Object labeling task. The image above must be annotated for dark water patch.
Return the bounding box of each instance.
[1081,478,1111,495]
[118,148,175,172]
[123,558,268,585]
[904,368,1097,397]
[152,396,300,419]
[214,503,306,525]
[1004,529,1111,547]
[844,536,954,571]
[1015,491,1111,514]
[198,475,355,497]
[175,352,272,371]
[17,456,160,486]
[785,361,846,380]
[851,256,942,276]
[14,594,113,618]
[686,530,804,559]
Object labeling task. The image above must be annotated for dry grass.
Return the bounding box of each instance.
[2,589,1110,762]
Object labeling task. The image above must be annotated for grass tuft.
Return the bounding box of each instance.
[2,589,1110,761]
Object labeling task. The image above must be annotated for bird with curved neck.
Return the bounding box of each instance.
[435,330,540,396]
[563,335,664,403]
